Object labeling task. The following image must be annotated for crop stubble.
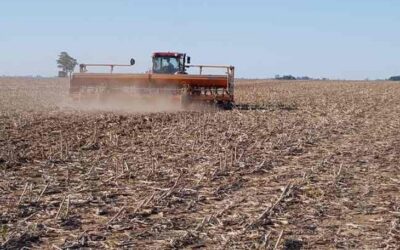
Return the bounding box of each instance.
[0,77,399,249]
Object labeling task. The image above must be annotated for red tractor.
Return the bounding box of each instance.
[71,52,235,109]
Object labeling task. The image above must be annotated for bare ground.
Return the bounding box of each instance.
[0,77,399,249]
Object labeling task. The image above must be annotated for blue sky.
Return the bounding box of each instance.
[0,0,399,79]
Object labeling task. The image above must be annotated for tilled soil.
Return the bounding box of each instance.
[0,78,399,249]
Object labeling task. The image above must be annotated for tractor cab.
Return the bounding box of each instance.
[152,52,190,74]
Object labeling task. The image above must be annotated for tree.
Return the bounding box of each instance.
[389,76,400,81]
[275,74,296,80]
[281,75,296,80]
[57,52,77,77]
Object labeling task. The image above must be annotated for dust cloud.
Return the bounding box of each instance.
[60,93,184,113]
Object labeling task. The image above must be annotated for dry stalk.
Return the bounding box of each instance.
[85,164,96,176]
[273,230,284,250]
[105,173,125,183]
[252,160,266,173]
[56,195,67,219]
[334,163,343,181]
[52,244,63,250]
[160,173,183,199]
[107,206,126,225]
[217,197,246,217]
[143,191,156,207]
[17,183,29,205]
[36,183,49,202]
[28,183,34,202]
[21,210,39,222]
[59,132,63,160]
[249,183,292,228]
[194,215,213,232]
[65,195,70,218]
[1,232,16,248]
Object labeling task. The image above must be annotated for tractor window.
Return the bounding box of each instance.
[153,57,179,73]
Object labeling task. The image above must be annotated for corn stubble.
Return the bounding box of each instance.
[0,77,399,249]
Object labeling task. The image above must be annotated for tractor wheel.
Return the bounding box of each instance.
[216,101,234,110]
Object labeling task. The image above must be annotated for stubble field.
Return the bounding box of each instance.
[0,77,399,249]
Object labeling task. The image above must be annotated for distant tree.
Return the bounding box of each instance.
[297,76,311,80]
[281,75,296,80]
[275,74,296,80]
[388,76,400,81]
[57,52,77,77]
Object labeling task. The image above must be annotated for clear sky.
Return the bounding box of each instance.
[0,0,399,79]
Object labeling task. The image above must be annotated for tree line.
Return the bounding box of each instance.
[275,74,400,81]
[274,75,329,81]
[388,76,400,81]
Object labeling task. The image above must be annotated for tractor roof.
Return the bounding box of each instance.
[152,52,184,57]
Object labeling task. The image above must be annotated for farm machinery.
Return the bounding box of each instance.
[70,52,235,109]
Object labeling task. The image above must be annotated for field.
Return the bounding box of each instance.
[0,77,399,249]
